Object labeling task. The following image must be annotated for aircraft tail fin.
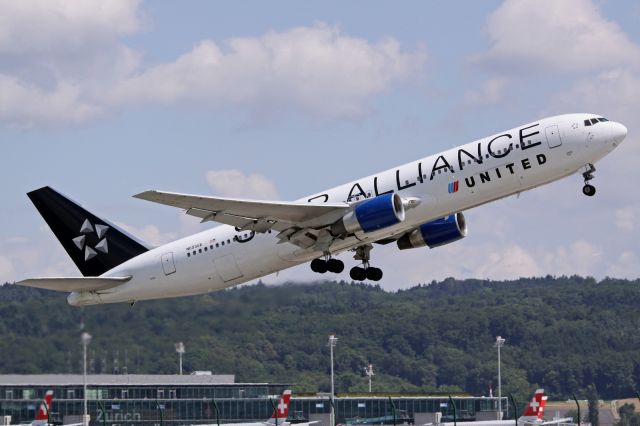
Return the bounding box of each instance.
[27,186,150,277]
[32,390,53,425]
[519,389,547,423]
[266,390,292,424]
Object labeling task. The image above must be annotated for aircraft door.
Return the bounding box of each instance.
[545,125,562,148]
[161,252,176,275]
[214,254,244,282]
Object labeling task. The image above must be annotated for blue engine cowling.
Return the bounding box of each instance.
[396,212,467,250]
[331,193,405,235]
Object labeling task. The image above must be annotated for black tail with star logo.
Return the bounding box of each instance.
[27,186,150,277]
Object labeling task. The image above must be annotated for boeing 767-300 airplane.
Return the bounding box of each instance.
[19,113,627,306]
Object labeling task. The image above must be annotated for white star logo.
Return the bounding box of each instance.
[72,219,109,261]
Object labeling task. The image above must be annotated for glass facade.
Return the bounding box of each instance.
[0,380,508,426]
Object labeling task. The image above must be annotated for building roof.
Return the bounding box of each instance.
[0,374,236,386]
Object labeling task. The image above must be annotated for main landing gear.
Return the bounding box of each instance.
[349,244,383,282]
[310,256,344,274]
[582,163,596,197]
[309,244,383,281]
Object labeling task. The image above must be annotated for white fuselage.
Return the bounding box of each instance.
[67,113,627,306]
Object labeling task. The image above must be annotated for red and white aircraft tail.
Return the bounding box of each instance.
[265,390,292,425]
[519,389,573,425]
[518,389,547,423]
[31,390,53,426]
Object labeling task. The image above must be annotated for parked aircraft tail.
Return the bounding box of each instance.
[519,389,547,423]
[32,390,53,426]
[266,390,292,424]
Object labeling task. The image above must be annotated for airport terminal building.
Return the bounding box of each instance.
[0,375,507,426]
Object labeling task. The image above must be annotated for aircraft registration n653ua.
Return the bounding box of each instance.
[19,113,627,306]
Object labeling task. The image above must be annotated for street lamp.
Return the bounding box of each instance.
[175,342,185,375]
[328,335,338,426]
[364,364,374,393]
[81,332,92,426]
[494,336,506,420]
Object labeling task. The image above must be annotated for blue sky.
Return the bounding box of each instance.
[1,0,639,288]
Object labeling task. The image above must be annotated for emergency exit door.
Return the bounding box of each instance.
[545,125,562,148]
[161,252,176,275]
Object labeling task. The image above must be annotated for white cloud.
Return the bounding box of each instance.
[0,12,425,126]
[473,0,640,74]
[206,169,280,200]
[0,76,102,126]
[606,251,638,277]
[0,0,142,55]
[550,69,640,129]
[109,24,426,119]
[464,77,510,106]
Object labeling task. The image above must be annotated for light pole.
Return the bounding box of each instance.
[364,364,374,393]
[175,342,185,375]
[81,332,92,426]
[328,335,338,426]
[495,336,506,420]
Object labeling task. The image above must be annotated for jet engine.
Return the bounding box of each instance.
[397,212,467,250]
[331,193,405,235]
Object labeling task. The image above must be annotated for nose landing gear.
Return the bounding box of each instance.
[582,163,596,197]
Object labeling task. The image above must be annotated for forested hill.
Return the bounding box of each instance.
[1,276,639,402]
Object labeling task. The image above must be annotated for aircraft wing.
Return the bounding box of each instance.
[16,276,132,292]
[134,190,350,233]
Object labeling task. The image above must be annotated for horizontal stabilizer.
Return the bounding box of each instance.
[17,276,131,292]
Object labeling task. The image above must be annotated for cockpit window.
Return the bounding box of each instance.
[585,117,609,126]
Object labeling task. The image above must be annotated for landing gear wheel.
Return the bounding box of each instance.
[582,184,596,197]
[350,266,366,281]
[581,164,597,197]
[366,267,383,281]
[327,258,344,273]
[310,258,328,273]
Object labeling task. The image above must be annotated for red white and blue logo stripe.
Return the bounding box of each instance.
[448,181,459,194]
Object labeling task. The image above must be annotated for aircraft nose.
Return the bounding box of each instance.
[611,121,628,143]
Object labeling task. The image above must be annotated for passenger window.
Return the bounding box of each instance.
[192,251,196,256]
[221,242,225,246]
[584,120,591,126]
[468,160,472,165]
[590,118,599,125]
[187,253,190,257]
